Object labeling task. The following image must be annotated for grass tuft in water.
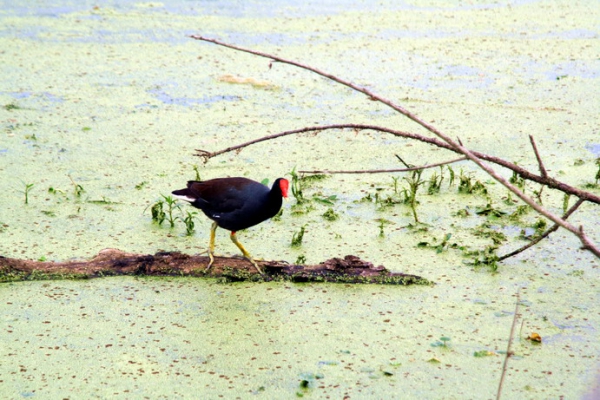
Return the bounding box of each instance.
[192,164,201,181]
[431,336,452,349]
[21,182,34,205]
[288,167,306,204]
[322,208,339,221]
[427,166,445,195]
[149,195,181,227]
[417,233,454,253]
[291,225,306,247]
[463,246,499,272]
[4,102,20,110]
[509,169,526,191]
[180,211,197,235]
[403,169,425,223]
[458,169,488,195]
[376,218,393,237]
[68,175,85,197]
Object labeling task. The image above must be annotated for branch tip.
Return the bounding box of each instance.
[529,135,548,178]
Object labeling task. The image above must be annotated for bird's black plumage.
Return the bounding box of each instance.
[172,177,288,232]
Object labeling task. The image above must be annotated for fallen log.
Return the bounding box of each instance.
[0,249,432,285]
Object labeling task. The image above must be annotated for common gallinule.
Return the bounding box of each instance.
[172,177,289,274]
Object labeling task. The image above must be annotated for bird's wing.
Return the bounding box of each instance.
[187,179,250,213]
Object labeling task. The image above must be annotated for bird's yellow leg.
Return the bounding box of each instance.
[230,232,264,274]
[205,222,218,272]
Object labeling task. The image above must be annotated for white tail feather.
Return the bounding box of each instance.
[172,194,195,203]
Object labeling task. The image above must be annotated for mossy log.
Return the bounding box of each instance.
[0,249,432,285]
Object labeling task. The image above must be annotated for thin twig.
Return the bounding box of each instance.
[534,185,544,204]
[497,289,521,400]
[529,135,548,178]
[395,154,411,168]
[498,198,585,261]
[190,35,600,258]
[298,157,466,175]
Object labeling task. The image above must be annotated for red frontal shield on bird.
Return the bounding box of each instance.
[279,178,290,200]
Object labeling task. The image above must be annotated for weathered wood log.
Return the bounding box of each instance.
[0,249,432,285]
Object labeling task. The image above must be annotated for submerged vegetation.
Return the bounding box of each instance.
[4,102,21,111]
[185,37,600,269]
[20,182,34,205]
[269,163,575,272]
[68,175,85,197]
[146,158,599,273]
[291,224,306,248]
[149,194,189,229]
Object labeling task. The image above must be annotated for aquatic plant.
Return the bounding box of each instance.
[403,169,425,223]
[21,182,34,204]
[180,211,197,235]
[68,176,85,197]
[291,225,306,247]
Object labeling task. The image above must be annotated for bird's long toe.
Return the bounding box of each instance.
[247,257,264,275]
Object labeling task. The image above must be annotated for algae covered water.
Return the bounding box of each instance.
[2,276,598,398]
[1,0,599,398]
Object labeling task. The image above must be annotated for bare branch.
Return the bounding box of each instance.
[190,36,600,258]
[195,123,600,206]
[194,125,377,161]
[529,135,548,178]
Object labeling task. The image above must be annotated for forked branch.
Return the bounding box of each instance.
[195,124,600,206]
[190,35,600,258]
[529,135,548,179]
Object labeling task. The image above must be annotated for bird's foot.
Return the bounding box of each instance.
[204,251,215,273]
[228,254,264,274]
[247,257,264,275]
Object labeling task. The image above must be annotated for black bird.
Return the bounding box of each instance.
[172,177,289,273]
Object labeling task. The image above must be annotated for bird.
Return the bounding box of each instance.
[172,177,289,274]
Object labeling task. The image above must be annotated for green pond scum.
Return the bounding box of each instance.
[1,0,599,398]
